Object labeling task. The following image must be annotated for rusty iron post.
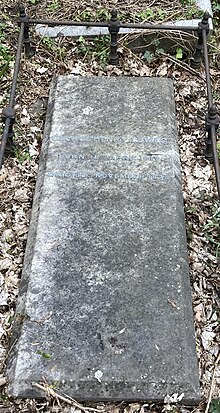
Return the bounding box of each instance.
[2,107,16,154]
[201,22,220,199]
[205,106,219,160]
[191,12,210,69]
[19,4,32,56]
[108,9,120,65]
[0,22,24,169]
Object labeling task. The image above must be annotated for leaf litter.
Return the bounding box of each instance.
[0,0,220,412]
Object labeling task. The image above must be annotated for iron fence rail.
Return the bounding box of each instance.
[0,22,24,168]
[0,118,11,169]
[202,29,220,198]
[203,29,213,106]
[210,126,220,197]
[0,6,220,200]
[28,18,199,32]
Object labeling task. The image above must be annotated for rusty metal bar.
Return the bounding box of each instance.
[19,4,31,56]
[0,22,24,168]
[202,28,213,107]
[0,118,11,168]
[9,22,25,107]
[210,125,220,198]
[120,22,197,31]
[28,19,108,27]
[202,28,220,200]
[108,9,120,65]
[27,17,198,32]
[191,11,209,69]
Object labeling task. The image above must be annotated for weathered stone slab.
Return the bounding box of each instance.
[7,76,200,403]
[35,0,213,38]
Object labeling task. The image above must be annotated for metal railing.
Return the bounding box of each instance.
[0,5,219,199]
[0,19,24,167]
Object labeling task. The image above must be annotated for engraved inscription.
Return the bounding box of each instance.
[47,135,172,182]
[49,135,168,144]
[56,153,161,162]
[47,170,170,182]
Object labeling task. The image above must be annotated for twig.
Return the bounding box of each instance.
[119,45,205,81]
[204,353,220,413]
[119,27,196,46]
[161,52,206,80]
[32,382,103,412]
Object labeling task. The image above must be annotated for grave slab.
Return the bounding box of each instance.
[7,76,200,403]
[35,0,212,39]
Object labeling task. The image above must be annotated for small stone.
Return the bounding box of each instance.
[95,370,103,383]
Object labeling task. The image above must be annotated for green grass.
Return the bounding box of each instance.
[209,399,220,413]
[212,0,220,15]
[75,36,109,67]
[71,1,203,23]
[13,147,32,164]
[0,22,13,80]
[46,0,61,11]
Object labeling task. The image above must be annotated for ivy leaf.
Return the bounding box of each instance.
[143,50,155,63]
[176,47,183,59]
